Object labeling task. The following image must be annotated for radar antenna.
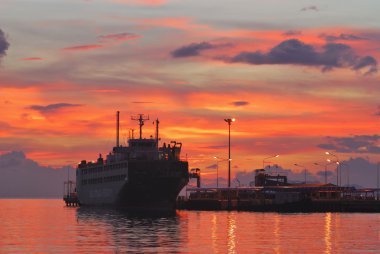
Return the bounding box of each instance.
[131,114,149,139]
[116,111,120,147]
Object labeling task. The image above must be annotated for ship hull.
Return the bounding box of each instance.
[77,160,189,212]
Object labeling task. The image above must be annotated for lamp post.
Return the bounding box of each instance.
[213,156,220,188]
[294,163,307,184]
[213,156,231,188]
[327,159,340,185]
[314,161,335,184]
[377,162,379,200]
[263,155,280,169]
[224,118,235,188]
[325,152,340,186]
[339,162,350,187]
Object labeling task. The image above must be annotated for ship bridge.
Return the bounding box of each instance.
[79,112,184,168]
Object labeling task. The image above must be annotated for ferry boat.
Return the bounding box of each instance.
[73,112,189,211]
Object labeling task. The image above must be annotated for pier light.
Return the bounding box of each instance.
[325,151,340,186]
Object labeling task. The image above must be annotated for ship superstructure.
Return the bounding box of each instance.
[75,112,189,211]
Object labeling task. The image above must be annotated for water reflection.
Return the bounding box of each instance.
[2,200,380,253]
[211,214,218,254]
[227,213,236,254]
[273,214,281,254]
[76,207,184,253]
[324,213,332,254]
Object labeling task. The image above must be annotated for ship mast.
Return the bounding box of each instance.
[116,111,120,147]
[131,114,149,139]
[155,118,159,150]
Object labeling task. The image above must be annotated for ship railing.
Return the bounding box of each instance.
[63,181,76,198]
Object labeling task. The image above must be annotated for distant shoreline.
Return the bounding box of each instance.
[0,196,61,199]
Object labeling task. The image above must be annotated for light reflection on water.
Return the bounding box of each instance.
[1,200,380,253]
[324,213,332,254]
[227,213,236,254]
[273,214,280,254]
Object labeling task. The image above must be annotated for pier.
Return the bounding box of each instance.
[178,170,380,212]
[178,186,380,212]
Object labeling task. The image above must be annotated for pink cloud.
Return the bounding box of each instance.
[130,17,207,31]
[63,44,103,51]
[111,0,167,6]
[21,57,44,61]
[62,32,140,53]
[98,32,141,42]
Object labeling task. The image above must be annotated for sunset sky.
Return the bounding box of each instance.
[1,0,379,183]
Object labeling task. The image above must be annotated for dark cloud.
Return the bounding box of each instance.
[316,170,334,177]
[229,39,378,75]
[283,30,302,37]
[0,29,10,59]
[29,103,81,113]
[0,151,74,198]
[319,33,367,42]
[353,56,377,74]
[171,42,219,57]
[206,163,217,169]
[230,39,317,65]
[231,101,249,107]
[300,5,319,11]
[318,135,380,154]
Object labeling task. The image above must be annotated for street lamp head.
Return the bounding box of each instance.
[327,159,331,162]
[213,156,218,159]
[224,118,236,124]
[275,155,280,158]
[325,151,330,155]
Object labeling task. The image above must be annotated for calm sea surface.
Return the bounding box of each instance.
[1,199,379,253]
